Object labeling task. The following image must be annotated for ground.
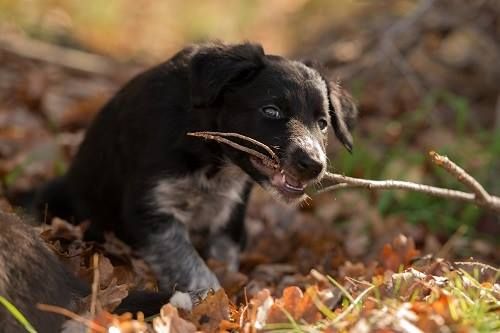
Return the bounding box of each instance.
[0,1,499,332]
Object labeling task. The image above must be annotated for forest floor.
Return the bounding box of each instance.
[0,1,499,332]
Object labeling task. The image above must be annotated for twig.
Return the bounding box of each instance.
[37,304,106,333]
[496,94,500,133]
[320,173,476,201]
[321,152,500,212]
[90,253,100,320]
[429,151,491,204]
[0,34,120,76]
[187,131,280,168]
[186,132,500,213]
[454,261,500,273]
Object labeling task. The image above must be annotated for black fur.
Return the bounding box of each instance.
[36,42,356,298]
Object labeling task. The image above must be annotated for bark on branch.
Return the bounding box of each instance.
[321,151,500,213]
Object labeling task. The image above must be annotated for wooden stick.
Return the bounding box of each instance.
[429,151,491,204]
[0,34,119,76]
[321,152,500,212]
[186,132,500,212]
[36,304,106,332]
[89,253,100,320]
[187,131,280,168]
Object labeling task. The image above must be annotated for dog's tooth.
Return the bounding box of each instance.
[271,172,285,187]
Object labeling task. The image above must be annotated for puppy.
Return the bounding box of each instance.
[37,42,356,304]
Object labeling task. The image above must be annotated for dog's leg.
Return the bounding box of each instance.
[203,183,252,271]
[205,233,240,272]
[139,218,220,293]
[122,192,220,310]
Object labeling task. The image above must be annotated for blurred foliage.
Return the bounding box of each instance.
[0,0,382,60]
[0,3,498,331]
[334,86,498,238]
[0,0,498,240]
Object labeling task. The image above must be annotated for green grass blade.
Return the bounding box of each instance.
[329,285,375,326]
[0,296,37,333]
[327,276,354,304]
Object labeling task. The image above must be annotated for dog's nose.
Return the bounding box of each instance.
[292,148,324,179]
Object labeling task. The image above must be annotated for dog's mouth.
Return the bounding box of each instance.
[186,131,311,201]
[250,157,306,199]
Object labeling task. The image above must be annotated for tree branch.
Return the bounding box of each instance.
[187,132,500,213]
[320,151,500,213]
[0,34,120,76]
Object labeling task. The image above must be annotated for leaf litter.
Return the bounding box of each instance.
[1,26,499,332]
[25,132,499,332]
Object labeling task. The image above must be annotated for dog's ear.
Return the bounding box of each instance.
[326,80,357,152]
[302,60,357,152]
[190,42,265,107]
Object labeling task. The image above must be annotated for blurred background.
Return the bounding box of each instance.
[0,0,498,267]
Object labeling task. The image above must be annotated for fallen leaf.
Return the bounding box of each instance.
[153,304,197,333]
[185,289,231,332]
[381,235,420,272]
[267,286,322,325]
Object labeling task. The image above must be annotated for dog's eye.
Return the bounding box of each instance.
[318,118,328,131]
[260,105,283,119]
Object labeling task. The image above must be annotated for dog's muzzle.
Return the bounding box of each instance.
[250,145,325,200]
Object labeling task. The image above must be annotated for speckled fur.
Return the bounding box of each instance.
[152,163,248,232]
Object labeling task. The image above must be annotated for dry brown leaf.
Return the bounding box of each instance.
[244,288,274,331]
[98,278,130,312]
[80,254,116,288]
[380,235,420,272]
[40,217,85,241]
[208,259,249,297]
[80,278,129,313]
[153,304,197,333]
[185,289,231,332]
[267,286,322,325]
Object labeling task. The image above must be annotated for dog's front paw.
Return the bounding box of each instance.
[168,269,220,311]
[169,291,194,310]
[168,288,217,311]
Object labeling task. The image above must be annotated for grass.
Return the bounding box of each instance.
[261,264,500,332]
[0,296,37,333]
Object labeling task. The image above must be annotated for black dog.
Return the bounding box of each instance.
[37,42,356,307]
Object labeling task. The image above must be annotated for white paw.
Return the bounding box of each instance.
[168,291,193,311]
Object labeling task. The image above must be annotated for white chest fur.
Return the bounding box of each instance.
[151,164,249,231]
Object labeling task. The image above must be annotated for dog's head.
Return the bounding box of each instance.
[190,42,357,203]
